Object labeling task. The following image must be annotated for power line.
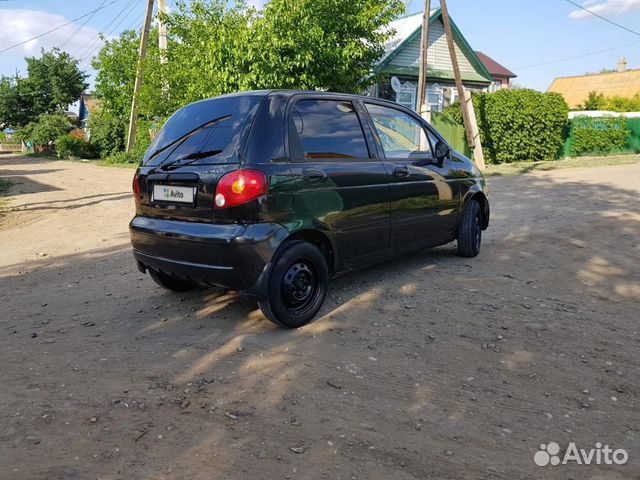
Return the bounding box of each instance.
[563,0,640,38]
[515,39,640,70]
[0,0,121,54]
[59,0,110,50]
[11,3,147,98]
[74,0,138,62]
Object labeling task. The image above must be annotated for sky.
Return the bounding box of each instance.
[1,0,640,92]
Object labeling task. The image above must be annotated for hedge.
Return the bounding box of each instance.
[567,116,630,157]
[443,89,569,164]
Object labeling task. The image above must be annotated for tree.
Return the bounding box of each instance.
[91,0,405,145]
[0,48,87,127]
[92,30,141,120]
[581,91,605,110]
[248,0,403,92]
[18,114,72,145]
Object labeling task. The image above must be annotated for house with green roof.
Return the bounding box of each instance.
[372,9,495,112]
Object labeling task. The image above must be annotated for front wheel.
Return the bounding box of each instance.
[259,241,329,328]
[457,200,482,257]
[149,269,199,291]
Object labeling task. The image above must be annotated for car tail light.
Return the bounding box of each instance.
[132,172,142,199]
[214,170,268,209]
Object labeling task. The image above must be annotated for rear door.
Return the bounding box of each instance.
[135,94,263,222]
[286,97,390,267]
[363,102,459,248]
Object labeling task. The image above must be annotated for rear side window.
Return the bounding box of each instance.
[290,99,369,160]
[143,94,263,166]
[365,103,432,159]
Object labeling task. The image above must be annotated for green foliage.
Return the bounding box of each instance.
[14,122,36,143]
[577,91,640,112]
[92,0,404,152]
[56,134,99,159]
[0,48,87,127]
[581,91,606,110]
[104,143,147,165]
[444,89,569,163]
[248,0,403,93]
[27,114,72,145]
[603,94,640,112]
[92,31,140,119]
[569,116,630,156]
[88,108,127,157]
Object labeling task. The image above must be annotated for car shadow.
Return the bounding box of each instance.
[1,171,639,479]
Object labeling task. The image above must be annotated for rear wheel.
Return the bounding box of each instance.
[457,199,482,257]
[149,269,198,291]
[259,241,328,328]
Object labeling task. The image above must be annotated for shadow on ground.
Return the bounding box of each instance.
[1,173,639,480]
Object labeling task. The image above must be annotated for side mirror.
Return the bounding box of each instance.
[434,141,450,165]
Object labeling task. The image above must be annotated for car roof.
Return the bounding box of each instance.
[191,89,404,111]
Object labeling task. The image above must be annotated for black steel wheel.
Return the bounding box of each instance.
[259,241,328,328]
[457,199,482,258]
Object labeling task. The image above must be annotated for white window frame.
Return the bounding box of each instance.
[427,83,443,112]
[395,81,417,111]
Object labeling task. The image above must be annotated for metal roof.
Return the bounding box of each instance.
[548,69,640,108]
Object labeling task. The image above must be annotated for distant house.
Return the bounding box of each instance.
[371,9,501,112]
[78,93,100,128]
[475,51,517,91]
[548,57,640,109]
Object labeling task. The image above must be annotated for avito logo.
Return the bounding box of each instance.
[534,441,628,466]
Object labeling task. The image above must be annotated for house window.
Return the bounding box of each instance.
[451,87,459,105]
[427,84,443,112]
[395,81,417,111]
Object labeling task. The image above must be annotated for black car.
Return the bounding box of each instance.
[130,90,490,328]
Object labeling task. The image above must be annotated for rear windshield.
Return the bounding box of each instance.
[142,94,263,166]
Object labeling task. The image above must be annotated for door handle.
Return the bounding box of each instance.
[302,168,327,183]
[392,165,410,178]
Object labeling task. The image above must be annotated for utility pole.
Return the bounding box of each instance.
[416,0,431,120]
[439,0,485,169]
[126,0,154,153]
[158,0,168,64]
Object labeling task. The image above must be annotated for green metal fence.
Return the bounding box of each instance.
[430,112,472,158]
[562,116,640,157]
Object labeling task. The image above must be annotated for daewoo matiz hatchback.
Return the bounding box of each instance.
[130,90,490,328]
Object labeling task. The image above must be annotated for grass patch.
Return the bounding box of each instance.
[484,153,640,176]
[95,159,139,169]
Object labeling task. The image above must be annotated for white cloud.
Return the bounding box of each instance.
[569,0,640,19]
[0,9,104,59]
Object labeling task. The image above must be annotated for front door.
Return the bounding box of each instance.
[286,98,391,268]
[363,102,459,248]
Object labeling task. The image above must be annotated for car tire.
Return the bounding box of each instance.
[149,269,199,291]
[458,199,482,258]
[259,240,329,329]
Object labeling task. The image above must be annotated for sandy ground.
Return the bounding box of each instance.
[1,154,639,480]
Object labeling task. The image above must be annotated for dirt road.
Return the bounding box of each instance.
[1,155,639,480]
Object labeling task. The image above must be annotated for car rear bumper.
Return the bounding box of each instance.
[129,216,289,293]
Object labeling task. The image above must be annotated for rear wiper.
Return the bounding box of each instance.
[147,115,231,170]
[160,150,223,170]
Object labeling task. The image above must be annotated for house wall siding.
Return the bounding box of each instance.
[389,20,476,75]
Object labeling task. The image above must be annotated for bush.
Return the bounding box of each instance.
[444,89,569,163]
[104,142,147,164]
[56,134,99,159]
[30,114,72,145]
[569,116,630,156]
[88,108,127,157]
